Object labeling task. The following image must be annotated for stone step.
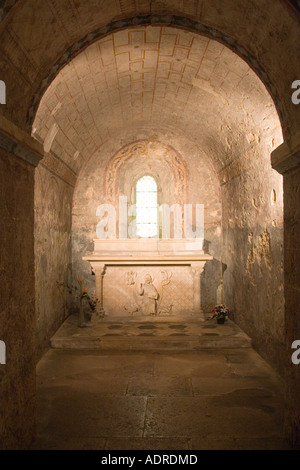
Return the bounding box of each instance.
[50,315,252,351]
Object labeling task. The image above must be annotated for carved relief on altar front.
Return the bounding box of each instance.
[124,270,173,316]
[102,266,194,317]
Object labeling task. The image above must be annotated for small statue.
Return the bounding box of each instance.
[137,274,159,316]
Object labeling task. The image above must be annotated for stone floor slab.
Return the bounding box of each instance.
[37,350,155,379]
[188,437,290,450]
[37,391,147,438]
[127,376,193,397]
[144,396,284,439]
[105,438,191,450]
[32,436,107,450]
[153,353,230,377]
[191,376,284,397]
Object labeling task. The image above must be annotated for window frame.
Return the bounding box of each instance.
[135,174,159,239]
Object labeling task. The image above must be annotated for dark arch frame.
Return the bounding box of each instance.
[27,14,287,136]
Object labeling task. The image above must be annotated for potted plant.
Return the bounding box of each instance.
[211,304,230,324]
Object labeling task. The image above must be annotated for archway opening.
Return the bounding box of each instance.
[32,24,284,372]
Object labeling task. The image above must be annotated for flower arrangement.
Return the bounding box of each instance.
[211,304,230,323]
[57,276,99,328]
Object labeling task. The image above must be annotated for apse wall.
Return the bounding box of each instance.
[34,165,73,357]
[222,131,285,373]
[72,131,222,316]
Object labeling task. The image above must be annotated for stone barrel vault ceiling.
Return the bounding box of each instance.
[32,25,283,179]
[0,0,299,143]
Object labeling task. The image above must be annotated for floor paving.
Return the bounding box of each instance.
[32,320,289,450]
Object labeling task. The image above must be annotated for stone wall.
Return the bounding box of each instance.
[0,149,36,449]
[222,141,285,373]
[34,165,73,358]
[284,166,300,448]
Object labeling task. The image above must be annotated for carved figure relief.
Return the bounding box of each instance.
[125,270,173,316]
[137,274,159,316]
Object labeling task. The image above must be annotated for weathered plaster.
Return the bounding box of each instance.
[34,165,73,358]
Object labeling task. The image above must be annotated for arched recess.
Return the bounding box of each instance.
[104,140,188,208]
[72,132,222,314]
[32,23,285,383]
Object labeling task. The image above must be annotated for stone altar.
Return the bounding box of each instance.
[83,239,213,320]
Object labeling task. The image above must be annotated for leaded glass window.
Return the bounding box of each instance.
[136,176,158,238]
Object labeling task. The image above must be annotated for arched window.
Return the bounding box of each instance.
[136,175,158,238]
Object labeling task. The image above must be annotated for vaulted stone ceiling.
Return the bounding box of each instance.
[0,0,299,141]
[32,26,283,179]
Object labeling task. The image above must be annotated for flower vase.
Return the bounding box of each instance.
[217,317,225,324]
[78,298,86,328]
